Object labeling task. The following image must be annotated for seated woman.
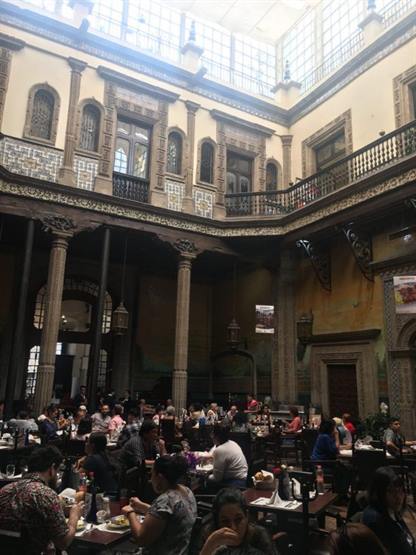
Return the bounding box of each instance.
[121,455,197,555]
[362,466,416,555]
[329,523,387,555]
[77,432,118,497]
[199,488,277,555]
[231,411,252,433]
[311,419,340,461]
[285,406,302,433]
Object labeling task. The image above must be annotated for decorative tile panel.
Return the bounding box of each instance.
[193,188,213,219]
[165,178,184,211]
[0,136,62,181]
[74,156,98,191]
[0,136,98,191]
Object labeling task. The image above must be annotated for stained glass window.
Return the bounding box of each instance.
[30,89,54,140]
[79,104,100,152]
[200,142,214,184]
[167,132,182,175]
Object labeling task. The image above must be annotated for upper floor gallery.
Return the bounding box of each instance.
[0,0,415,230]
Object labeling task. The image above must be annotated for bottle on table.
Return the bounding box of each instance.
[86,472,98,523]
[316,465,325,494]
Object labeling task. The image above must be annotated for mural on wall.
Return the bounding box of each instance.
[394,276,416,313]
[255,304,274,333]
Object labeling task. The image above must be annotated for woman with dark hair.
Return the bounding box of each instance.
[329,523,387,555]
[199,488,277,555]
[77,432,118,496]
[122,455,197,554]
[362,466,416,555]
[311,419,340,461]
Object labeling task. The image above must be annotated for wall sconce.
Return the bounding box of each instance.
[296,312,314,360]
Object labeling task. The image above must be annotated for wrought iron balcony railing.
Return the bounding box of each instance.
[112,172,149,203]
[225,119,416,218]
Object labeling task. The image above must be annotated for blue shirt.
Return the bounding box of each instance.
[311,433,337,460]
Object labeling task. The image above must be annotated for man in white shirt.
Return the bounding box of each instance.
[209,424,248,488]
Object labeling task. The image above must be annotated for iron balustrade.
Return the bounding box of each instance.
[112,172,149,203]
[225,119,416,217]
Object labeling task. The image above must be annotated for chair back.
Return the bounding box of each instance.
[353,449,386,489]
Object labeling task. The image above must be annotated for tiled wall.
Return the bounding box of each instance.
[0,136,98,191]
[193,187,214,218]
[165,178,185,211]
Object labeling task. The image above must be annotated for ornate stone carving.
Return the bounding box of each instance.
[173,239,198,256]
[393,64,416,128]
[301,110,353,177]
[296,239,331,291]
[41,215,77,235]
[23,83,61,146]
[342,225,373,281]
[1,167,416,238]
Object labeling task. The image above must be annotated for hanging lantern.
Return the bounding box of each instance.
[112,302,129,335]
[227,317,240,349]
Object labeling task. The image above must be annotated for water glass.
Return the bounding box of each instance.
[6,464,15,478]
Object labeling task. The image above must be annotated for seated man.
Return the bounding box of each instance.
[209,424,248,488]
[91,403,111,434]
[7,410,38,434]
[383,417,414,456]
[120,420,166,472]
[77,432,118,496]
[0,445,84,555]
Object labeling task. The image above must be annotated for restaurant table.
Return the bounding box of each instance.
[338,448,393,458]
[245,488,338,554]
[70,500,132,553]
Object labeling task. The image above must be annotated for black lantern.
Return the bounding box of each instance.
[112,302,129,335]
[296,312,314,344]
[112,235,129,336]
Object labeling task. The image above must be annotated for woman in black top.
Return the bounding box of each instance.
[362,466,416,555]
[78,432,118,496]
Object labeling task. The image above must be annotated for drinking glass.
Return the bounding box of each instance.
[6,464,15,478]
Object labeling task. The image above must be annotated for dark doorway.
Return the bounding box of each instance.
[327,363,358,418]
[54,354,74,399]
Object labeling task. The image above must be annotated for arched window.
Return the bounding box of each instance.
[167,131,182,175]
[30,89,54,140]
[200,141,214,183]
[79,104,100,151]
[266,162,278,191]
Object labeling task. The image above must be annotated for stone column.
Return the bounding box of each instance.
[58,57,87,187]
[4,219,34,417]
[182,100,200,213]
[271,250,297,403]
[172,240,198,411]
[281,135,293,187]
[34,216,76,415]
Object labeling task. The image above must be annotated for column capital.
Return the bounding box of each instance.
[67,57,87,74]
[174,238,199,259]
[280,135,293,147]
[185,100,200,114]
[41,215,77,238]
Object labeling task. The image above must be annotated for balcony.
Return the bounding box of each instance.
[112,172,150,203]
[225,120,416,218]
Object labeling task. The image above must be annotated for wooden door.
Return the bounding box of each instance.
[327,363,358,418]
